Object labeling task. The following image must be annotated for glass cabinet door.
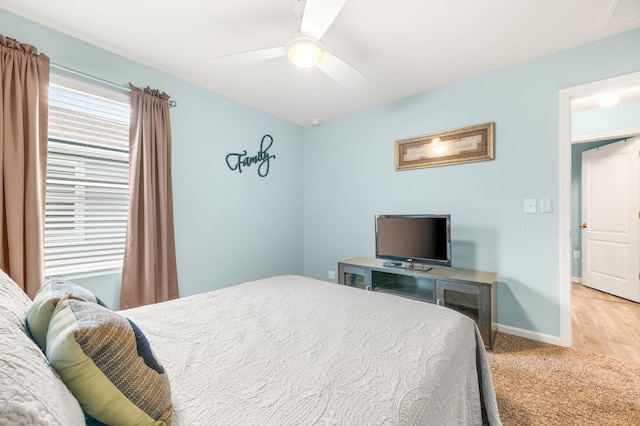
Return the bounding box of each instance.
[340,266,369,290]
[437,281,481,326]
[372,270,435,303]
[345,271,366,289]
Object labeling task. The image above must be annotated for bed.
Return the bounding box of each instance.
[0,269,501,425]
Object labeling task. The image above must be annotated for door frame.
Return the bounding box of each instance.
[558,71,640,347]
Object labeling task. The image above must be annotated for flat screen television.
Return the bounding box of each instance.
[375,214,451,269]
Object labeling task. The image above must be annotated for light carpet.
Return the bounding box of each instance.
[488,332,640,426]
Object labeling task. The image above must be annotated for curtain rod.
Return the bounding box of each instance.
[50,63,177,108]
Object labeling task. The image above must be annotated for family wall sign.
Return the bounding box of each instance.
[225,134,276,178]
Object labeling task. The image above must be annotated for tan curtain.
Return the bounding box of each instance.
[0,35,49,299]
[120,84,178,309]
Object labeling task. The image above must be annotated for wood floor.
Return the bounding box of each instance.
[572,281,640,363]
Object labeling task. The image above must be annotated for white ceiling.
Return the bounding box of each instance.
[1,0,640,126]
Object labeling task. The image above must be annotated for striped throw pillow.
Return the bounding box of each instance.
[47,297,172,426]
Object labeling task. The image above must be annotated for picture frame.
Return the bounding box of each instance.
[395,122,494,170]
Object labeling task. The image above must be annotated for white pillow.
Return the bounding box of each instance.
[0,269,85,425]
[0,268,31,329]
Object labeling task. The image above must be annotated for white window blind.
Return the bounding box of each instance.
[45,74,131,276]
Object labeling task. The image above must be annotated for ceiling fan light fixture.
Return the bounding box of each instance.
[286,34,323,69]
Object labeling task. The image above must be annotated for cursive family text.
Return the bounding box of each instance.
[225,134,276,177]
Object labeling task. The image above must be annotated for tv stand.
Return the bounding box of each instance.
[383,260,433,272]
[338,257,497,348]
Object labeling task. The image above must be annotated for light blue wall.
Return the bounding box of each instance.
[573,101,640,138]
[0,10,305,310]
[303,28,640,337]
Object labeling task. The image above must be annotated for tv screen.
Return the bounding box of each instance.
[375,214,451,268]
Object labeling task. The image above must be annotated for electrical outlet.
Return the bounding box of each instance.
[328,270,336,280]
[573,250,581,259]
[540,198,553,213]
[524,198,537,214]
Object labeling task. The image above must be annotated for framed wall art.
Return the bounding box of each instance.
[395,122,494,170]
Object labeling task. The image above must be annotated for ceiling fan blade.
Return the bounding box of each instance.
[210,47,285,66]
[317,51,365,89]
[300,0,347,40]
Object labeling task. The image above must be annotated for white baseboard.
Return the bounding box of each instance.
[572,277,582,283]
[497,324,564,346]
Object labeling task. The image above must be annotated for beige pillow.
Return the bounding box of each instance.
[26,276,105,350]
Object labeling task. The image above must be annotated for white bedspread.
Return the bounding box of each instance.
[122,275,501,425]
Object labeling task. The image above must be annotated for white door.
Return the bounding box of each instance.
[581,137,640,302]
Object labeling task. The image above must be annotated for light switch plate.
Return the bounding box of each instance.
[540,198,553,213]
[524,198,537,213]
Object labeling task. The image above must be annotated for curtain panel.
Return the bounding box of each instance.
[120,84,179,309]
[0,35,49,298]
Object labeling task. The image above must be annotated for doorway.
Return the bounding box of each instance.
[559,70,640,348]
[581,137,640,302]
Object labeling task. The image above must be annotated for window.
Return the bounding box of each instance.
[45,74,131,276]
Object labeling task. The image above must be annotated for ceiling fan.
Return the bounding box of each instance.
[210,0,365,89]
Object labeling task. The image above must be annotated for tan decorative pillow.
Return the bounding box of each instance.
[47,297,173,426]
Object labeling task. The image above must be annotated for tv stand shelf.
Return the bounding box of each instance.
[337,257,497,348]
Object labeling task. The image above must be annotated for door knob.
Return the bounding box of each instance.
[580,223,587,229]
